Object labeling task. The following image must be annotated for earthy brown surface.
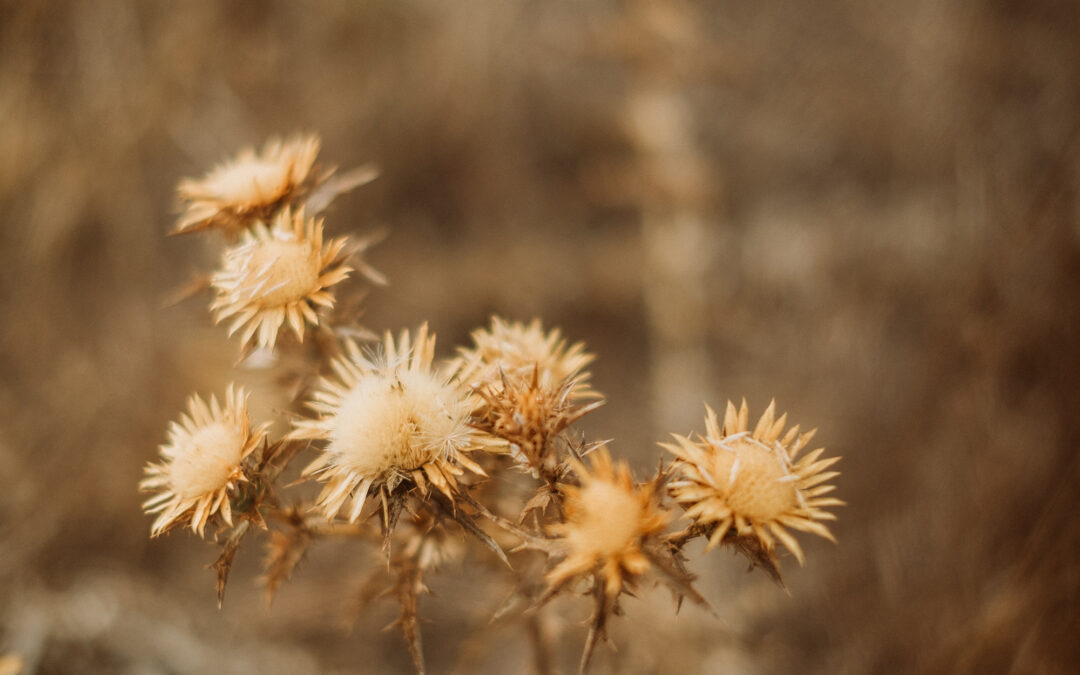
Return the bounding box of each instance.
[2,1,1080,673]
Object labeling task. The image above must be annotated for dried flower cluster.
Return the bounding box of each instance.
[141,134,845,674]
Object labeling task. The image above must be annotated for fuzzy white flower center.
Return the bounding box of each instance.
[212,159,292,203]
[170,422,246,499]
[709,439,797,520]
[570,481,643,556]
[329,370,463,478]
[245,238,320,306]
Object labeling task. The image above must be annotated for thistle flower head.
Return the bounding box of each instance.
[663,400,843,565]
[450,317,597,399]
[141,385,269,537]
[174,134,326,236]
[474,368,604,477]
[289,325,486,522]
[210,207,351,350]
[547,449,669,601]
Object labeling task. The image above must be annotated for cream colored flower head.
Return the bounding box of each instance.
[450,317,596,398]
[289,324,486,522]
[174,134,325,236]
[663,400,843,565]
[142,385,269,537]
[210,207,351,351]
[547,449,669,601]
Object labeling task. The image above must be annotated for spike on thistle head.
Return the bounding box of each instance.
[141,385,270,538]
[662,400,844,566]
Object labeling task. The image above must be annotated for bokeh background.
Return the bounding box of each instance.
[2,1,1080,673]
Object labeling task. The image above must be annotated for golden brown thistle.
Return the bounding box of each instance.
[450,317,597,400]
[210,207,352,351]
[141,385,270,537]
[174,134,327,236]
[473,368,604,478]
[663,400,843,565]
[546,449,669,602]
[288,325,487,522]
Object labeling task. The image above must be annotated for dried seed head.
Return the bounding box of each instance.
[663,400,844,565]
[546,449,669,601]
[141,385,270,537]
[474,369,603,476]
[289,325,486,522]
[174,134,326,236]
[210,207,351,350]
[450,317,597,399]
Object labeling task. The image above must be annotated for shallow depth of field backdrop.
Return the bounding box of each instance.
[2,1,1080,673]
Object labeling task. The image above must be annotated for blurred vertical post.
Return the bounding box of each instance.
[623,1,716,434]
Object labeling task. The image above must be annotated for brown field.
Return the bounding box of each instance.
[2,1,1079,673]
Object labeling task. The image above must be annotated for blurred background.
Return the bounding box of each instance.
[2,1,1080,673]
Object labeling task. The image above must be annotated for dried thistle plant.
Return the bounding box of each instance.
[545,449,670,601]
[473,367,603,480]
[141,385,269,537]
[288,324,487,523]
[210,207,352,351]
[663,400,843,565]
[141,132,846,674]
[174,134,327,237]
